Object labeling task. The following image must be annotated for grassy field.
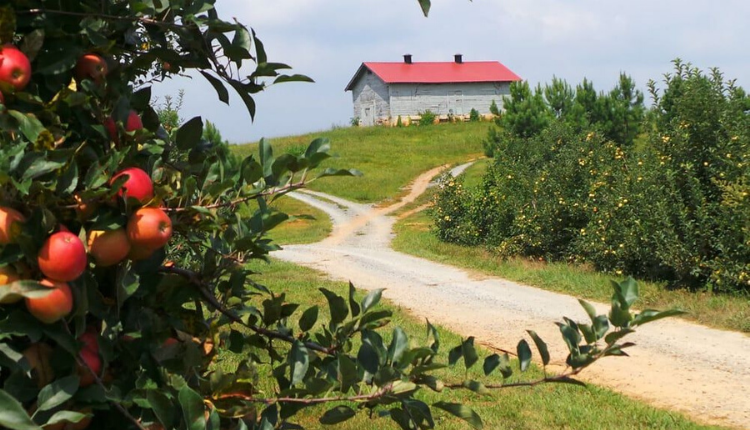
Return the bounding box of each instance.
[236,122,749,332]
[231,122,487,204]
[235,258,719,430]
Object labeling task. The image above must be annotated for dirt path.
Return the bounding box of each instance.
[275,165,750,429]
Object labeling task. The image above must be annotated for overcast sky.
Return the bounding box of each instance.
[151,0,750,144]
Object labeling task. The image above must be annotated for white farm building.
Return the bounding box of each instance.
[345,55,521,126]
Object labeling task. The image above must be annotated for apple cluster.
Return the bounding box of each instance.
[1,44,175,412]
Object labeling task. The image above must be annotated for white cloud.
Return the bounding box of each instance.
[154,0,750,143]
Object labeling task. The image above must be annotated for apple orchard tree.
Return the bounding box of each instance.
[0,1,682,429]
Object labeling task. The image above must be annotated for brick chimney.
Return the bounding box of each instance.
[403,54,413,64]
[454,54,463,64]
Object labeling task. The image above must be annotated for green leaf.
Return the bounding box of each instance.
[357,339,380,375]
[200,71,230,104]
[517,339,532,372]
[147,390,175,429]
[319,288,348,327]
[578,299,598,322]
[178,386,206,430]
[0,343,25,370]
[227,78,257,120]
[298,306,318,332]
[557,323,581,354]
[631,309,686,326]
[36,375,79,412]
[418,0,431,17]
[483,354,500,376]
[526,330,550,366]
[498,353,513,378]
[0,280,53,303]
[462,337,478,370]
[386,327,408,364]
[8,110,44,142]
[347,281,360,317]
[361,288,384,313]
[448,344,462,366]
[176,116,203,150]
[403,399,435,428]
[56,160,78,194]
[315,168,363,179]
[288,340,309,386]
[259,138,274,178]
[462,380,489,395]
[426,319,440,353]
[592,315,610,340]
[43,411,88,427]
[613,277,639,307]
[608,298,632,328]
[274,74,315,84]
[337,355,358,392]
[0,389,41,430]
[319,405,356,425]
[433,402,483,429]
[22,157,66,181]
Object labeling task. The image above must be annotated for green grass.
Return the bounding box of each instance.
[265,196,332,245]
[231,122,487,204]
[392,202,750,334]
[237,258,720,430]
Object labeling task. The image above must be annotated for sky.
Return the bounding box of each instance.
[151,0,750,144]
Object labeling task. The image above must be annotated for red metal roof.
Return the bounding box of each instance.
[345,61,521,91]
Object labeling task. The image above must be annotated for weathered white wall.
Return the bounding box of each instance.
[389,82,511,118]
[350,71,390,126]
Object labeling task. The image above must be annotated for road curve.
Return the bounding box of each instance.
[274,164,750,429]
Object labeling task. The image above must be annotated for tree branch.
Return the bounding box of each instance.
[159,265,338,355]
[444,370,585,391]
[63,324,148,430]
[162,180,307,213]
[214,384,393,406]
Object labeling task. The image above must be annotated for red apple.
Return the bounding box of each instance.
[125,110,143,132]
[77,347,101,387]
[87,228,131,267]
[79,331,99,354]
[0,45,32,91]
[104,110,142,142]
[38,231,87,282]
[127,208,172,251]
[0,264,22,304]
[74,54,108,85]
[104,116,117,142]
[110,167,154,204]
[0,206,25,244]
[25,279,73,324]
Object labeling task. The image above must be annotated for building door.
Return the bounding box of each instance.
[454,91,463,115]
[361,101,376,126]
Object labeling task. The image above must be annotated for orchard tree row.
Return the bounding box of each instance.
[0,0,679,429]
[437,61,750,293]
[484,74,645,156]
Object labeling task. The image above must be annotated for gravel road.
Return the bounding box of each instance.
[274,164,750,429]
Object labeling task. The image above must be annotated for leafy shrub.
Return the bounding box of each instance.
[350,116,360,127]
[435,62,750,293]
[469,108,481,122]
[489,99,500,116]
[396,115,403,127]
[419,109,437,126]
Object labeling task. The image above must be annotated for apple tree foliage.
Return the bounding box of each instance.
[0,0,682,429]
